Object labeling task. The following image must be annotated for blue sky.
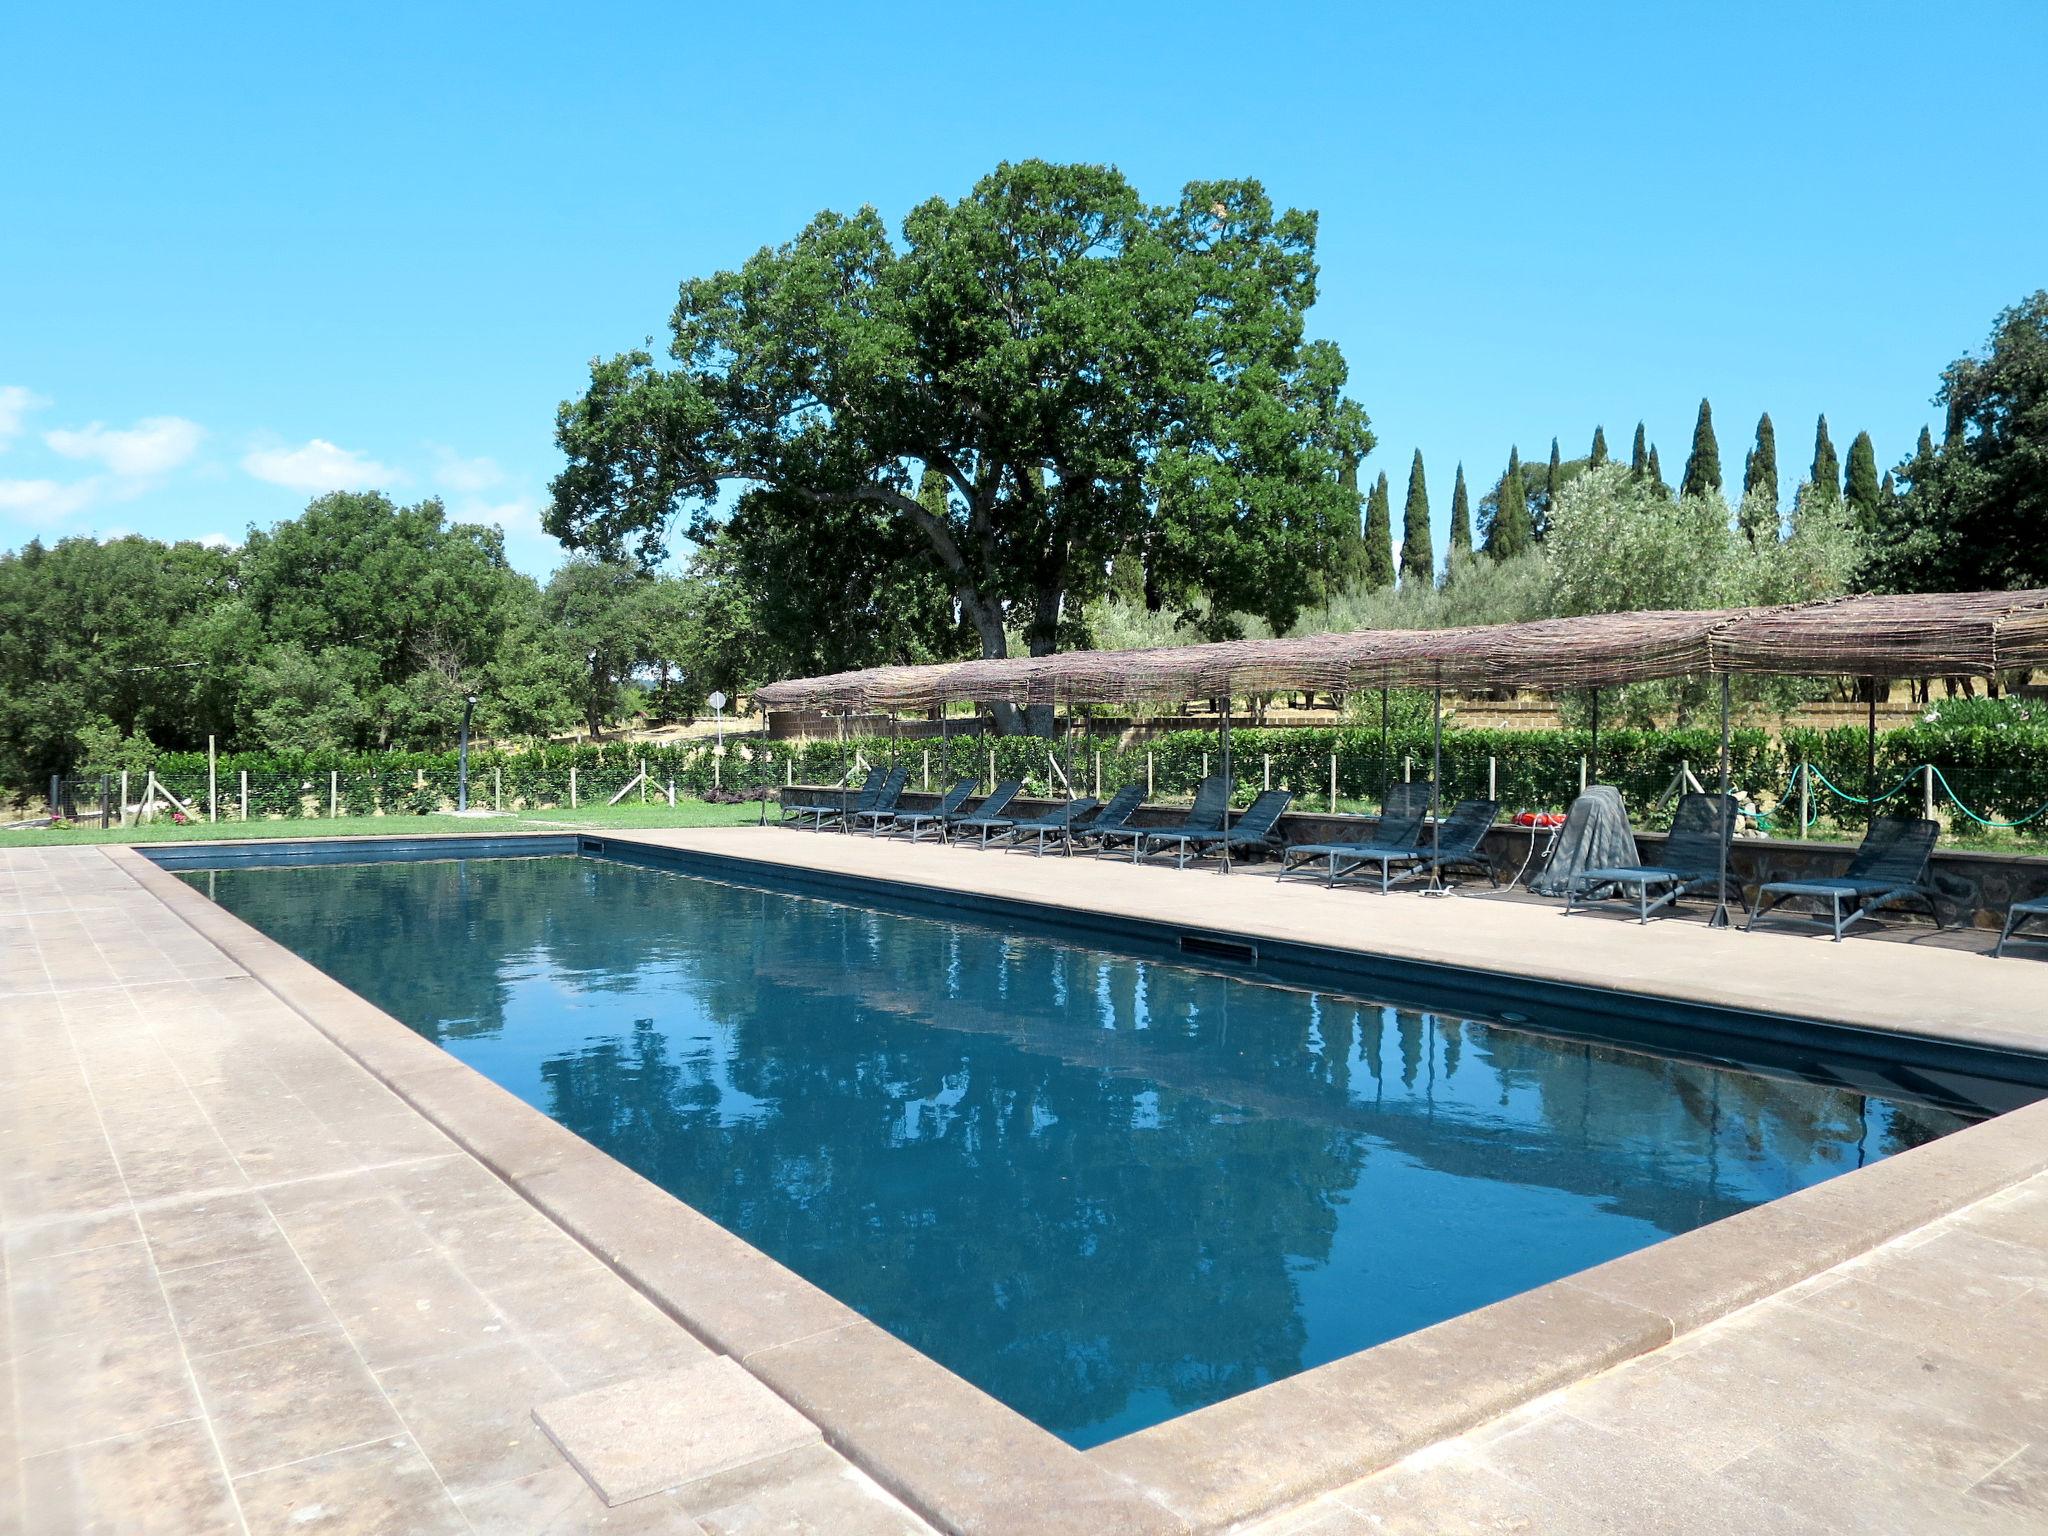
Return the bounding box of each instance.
[3,2,2042,578]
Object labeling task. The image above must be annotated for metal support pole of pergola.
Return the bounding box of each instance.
[1588,687,1601,785]
[1710,674,1733,928]
[1219,691,1233,873]
[1379,687,1390,804]
[1426,684,1445,893]
[1866,679,1879,810]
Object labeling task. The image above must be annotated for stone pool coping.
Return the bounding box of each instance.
[113,835,2048,1534]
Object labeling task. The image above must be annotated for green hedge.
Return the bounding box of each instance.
[118,720,2048,834]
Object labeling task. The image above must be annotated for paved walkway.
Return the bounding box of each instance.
[1246,1170,2048,1534]
[5,832,2045,1534]
[0,847,931,1535]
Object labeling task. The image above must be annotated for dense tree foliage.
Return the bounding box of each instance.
[1447,464,1473,564]
[1680,398,1721,498]
[546,159,1372,730]
[1741,412,1779,540]
[0,494,732,790]
[1361,472,1395,589]
[1869,291,2048,594]
[1482,447,1534,558]
[1398,451,1434,588]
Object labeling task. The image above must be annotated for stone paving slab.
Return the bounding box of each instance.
[0,846,936,1536]
[533,1357,821,1507]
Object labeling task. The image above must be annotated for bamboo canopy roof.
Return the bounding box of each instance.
[752,589,2048,713]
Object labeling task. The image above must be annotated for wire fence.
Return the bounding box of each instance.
[20,722,2048,840]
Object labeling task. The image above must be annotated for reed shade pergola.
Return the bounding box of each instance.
[756,591,2048,712]
[757,590,2048,904]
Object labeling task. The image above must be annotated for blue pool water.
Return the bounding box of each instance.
[186,853,1972,1447]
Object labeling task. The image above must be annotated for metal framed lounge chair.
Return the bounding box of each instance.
[1143,790,1294,870]
[1279,781,1436,888]
[886,779,979,841]
[824,767,905,832]
[782,767,882,829]
[948,780,1026,845]
[1565,791,1737,923]
[990,796,1101,855]
[1745,816,1943,941]
[1066,784,1147,854]
[1122,776,1233,865]
[1375,798,1501,890]
[1997,896,2048,958]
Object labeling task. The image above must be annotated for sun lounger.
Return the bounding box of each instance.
[1278,781,1436,888]
[823,767,905,832]
[1375,798,1501,889]
[1997,895,2048,958]
[989,796,1101,855]
[1140,789,1294,870]
[1120,776,1232,864]
[1566,791,1737,922]
[1066,784,1147,854]
[1745,816,1943,941]
[872,782,974,843]
[948,781,1026,845]
[782,767,882,829]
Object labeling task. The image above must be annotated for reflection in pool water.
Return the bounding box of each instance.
[189,855,1969,1447]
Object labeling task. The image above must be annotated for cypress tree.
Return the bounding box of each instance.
[1447,463,1473,563]
[1538,436,1561,539]
[1485,447,1533,558]
[1844,430,1882,531]
[1810,414,1839,496]
[1742,412,1778,510]
[1328,456,1367,591]
[1589,425,1609,467]
[1629,422,1649,479]
[1361,471,1395,588]
[1915,424,1935,462]
[1879,470,1895,502]
[1399,450,1434,586]
[1646,443,1666,494]
[1680,398,1721,498]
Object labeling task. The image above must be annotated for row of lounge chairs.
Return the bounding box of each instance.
[782,771,1298,865]
[780,773,2038,947]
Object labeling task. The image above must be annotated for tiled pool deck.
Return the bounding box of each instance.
[4,830,2046,1534]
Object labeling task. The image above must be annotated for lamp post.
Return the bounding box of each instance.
[457,693,478,812]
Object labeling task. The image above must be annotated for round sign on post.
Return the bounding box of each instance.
[707,691,727,712]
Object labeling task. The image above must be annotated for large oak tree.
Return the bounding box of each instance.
[546,160,1371,730]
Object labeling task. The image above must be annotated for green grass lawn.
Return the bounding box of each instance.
[1,797,764,847]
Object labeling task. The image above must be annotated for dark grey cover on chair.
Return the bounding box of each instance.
[1529,786,1639,898]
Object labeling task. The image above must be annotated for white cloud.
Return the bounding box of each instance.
[45,415,204,476]
[241,438,401,492]
[0,477,101,520]
[431,447,506,494]
[197,532,235,549]
[0,386,48,448]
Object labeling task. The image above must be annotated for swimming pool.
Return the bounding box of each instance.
[182,849,1978,1447]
